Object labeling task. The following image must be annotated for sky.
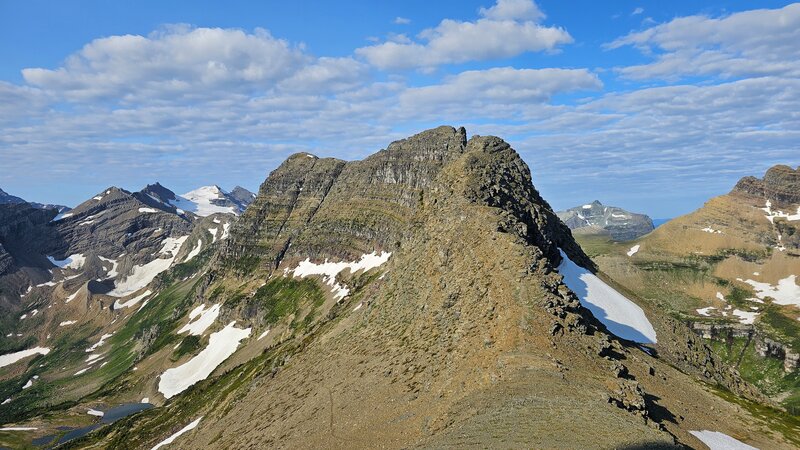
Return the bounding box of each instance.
[1,0,798,218]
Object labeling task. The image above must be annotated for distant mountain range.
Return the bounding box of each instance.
[0,188,70,213]
[556,200,655,241]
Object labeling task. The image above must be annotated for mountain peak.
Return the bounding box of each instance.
[557,201,654,241]
[733,164,800,205]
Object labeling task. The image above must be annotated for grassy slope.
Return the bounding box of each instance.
[574,233,800,415]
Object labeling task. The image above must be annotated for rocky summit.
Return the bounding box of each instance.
[0,129,796,450]
[557,200,655,241]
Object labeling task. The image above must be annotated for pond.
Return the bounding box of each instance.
[31,402,154,448]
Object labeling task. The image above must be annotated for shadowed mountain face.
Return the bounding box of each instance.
[0,129,793,450]
[557,200,655,241]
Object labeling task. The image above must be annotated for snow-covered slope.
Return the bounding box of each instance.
[558,250,657,344]
[169,186,253,217]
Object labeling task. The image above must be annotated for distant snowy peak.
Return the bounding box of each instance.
[134,183,253,217]
[170,185,254,217]
[556,200,654,242]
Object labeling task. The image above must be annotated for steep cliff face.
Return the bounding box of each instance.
[0,203,57,274]
[220,126,469,276]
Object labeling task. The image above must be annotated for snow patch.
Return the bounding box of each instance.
[178,303,220,336]
[689,430,758,450]
[65,289,81,303]
[696,307,715,316]
[138,207,158,213]
[59,320,77,326]
[701,227,723,234]
[184,239,202,262]
[0,347,51,369]
[107,236,188,297]
[291,251,392,301]
[158,322,250,399]
[739,275,800,307]
[87,409,104,417]
[257,329,270,341]
[626,245,640,257]
[113,290,152,310]
[0,427,37,431]
[558,250,657,344]
[208,227,218,243]
[221,222,231,240]
[85,333,113,352]
[151,416,202,450]
[98,256,119,277]
[732,309,759,325]
[47,254,86,270]
[762,200,800,223]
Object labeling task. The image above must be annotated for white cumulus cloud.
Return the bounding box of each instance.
[356,0,571,70]
[608,3,800,80]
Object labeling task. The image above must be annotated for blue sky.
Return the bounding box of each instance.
[1,0,798,217]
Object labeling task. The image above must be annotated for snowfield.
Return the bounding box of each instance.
[158,321,251,399]
[107,236,188,297]
[292,251,392,300]
[689,430,758,450]
[178,303,220,336]
[169,186,239,217]
[151,417,202,450]
[0,347,51,369]
[558,250,657,344]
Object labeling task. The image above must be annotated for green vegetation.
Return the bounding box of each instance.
[171,335,202,361]
[573,234,615,258]
[711,385,800,446]
[0,263,204,425]
[706,336,800,414]
[251,277,326,325]
[229,254,261,276]
[760,306,800,350]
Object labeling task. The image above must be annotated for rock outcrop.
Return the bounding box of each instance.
[733,164,800,205]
